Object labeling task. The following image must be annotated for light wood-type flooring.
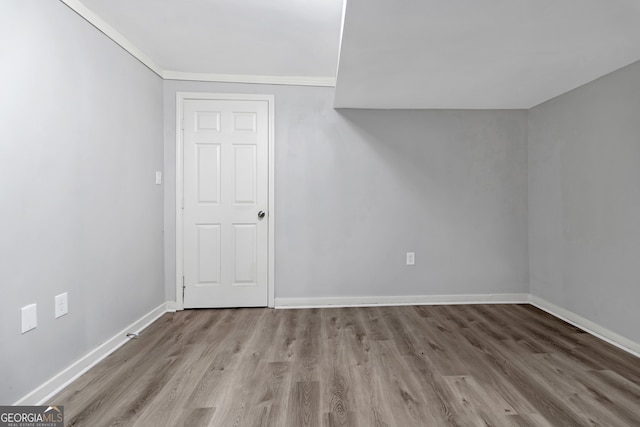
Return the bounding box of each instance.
[51,304,640,426]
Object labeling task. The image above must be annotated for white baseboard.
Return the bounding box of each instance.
[14,302,169,406]
[165,300,180,312]
[275,293,529,309]
[528,295,640,358]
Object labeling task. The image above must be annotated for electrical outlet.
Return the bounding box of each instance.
[21,304,37,333]
[406,252,415,266]
[55,293,68,319]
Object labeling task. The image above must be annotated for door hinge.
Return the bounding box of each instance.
[182,276,185,300]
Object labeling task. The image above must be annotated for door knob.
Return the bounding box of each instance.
[258,211,266,220]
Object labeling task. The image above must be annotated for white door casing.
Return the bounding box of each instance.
[176,93,274,309]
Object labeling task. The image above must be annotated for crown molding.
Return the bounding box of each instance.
[59,0,164,77]
[162,71,336,87]
[58,0,336,87]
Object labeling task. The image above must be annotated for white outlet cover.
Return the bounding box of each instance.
[55,293,68,319]
[21,304,37,333]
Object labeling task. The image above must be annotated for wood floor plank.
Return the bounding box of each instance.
[401,307,472,377]
[523,351,630,426]
[249,361,291,410]
[344,313,396,426]
[464,304,526,342]
[287,381,320,427]
[572,332,640,385]
[589,368,640,401]
[48,305,640,426]
[376,339,448,425]
[201,309,265,426]
[379,306,419,357]
[506,413,555,427]
[267,307,296,362]
[443,374,516,417]
[360,307,392,341]
[322,330,354,425]
[188,309,262,410]
[317,309,364,426]
[543,353,640,425]
[457,327,542,415]
[347,362,391,427]
[180,407,215,427]
[475,338,599,425]
[132,312,239,426]
[415,308,538,418]
[498,305,607,371]
[291,308,321,383]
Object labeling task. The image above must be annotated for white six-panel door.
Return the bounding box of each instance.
[182,98,269,308]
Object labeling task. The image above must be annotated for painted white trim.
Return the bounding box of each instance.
[175,93,185,310]
[14,302,169,406]
[166,301,180,312]
[528,295,640,358]
[175,93,276,310]
[163,71,336,87]
[267,96,276,308]
[58,0,163,77]
[275,293,529,309]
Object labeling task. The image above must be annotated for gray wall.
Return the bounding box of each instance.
[529,60,640,344]
[3,0,637,406]
[0,1,164,403]
[164,81,529,301]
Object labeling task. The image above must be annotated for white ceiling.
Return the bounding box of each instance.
[71,0,640,109]
[335,0,640,109]
[78,0,343,78]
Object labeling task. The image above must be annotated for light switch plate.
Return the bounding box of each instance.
[406,252,415,266]
[21,304,37,333]
[155,171,162,185]
[55,292,68,319]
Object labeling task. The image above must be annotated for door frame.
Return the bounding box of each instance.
[175,92,275,309]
